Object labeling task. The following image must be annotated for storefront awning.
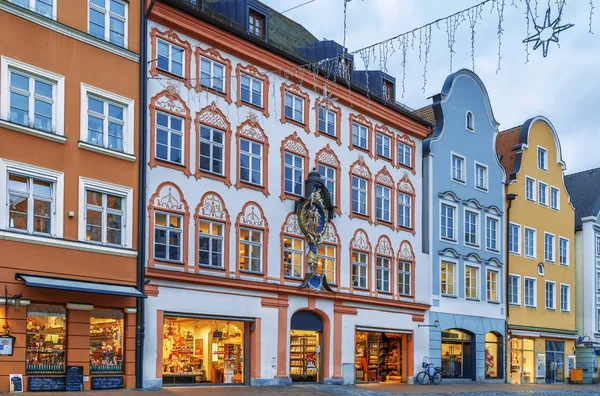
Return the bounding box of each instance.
[510,330,541,337]
[15,273,146,298]
[356,326,412,334]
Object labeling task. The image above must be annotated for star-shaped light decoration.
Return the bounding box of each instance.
[311,84,338,110]
[523,7,574,57]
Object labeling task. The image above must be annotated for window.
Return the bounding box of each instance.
[318,107,335,136]
[525,177,536,202]
[376,185,391,223]
[86,96,125,152]
[544,233,555,262]
[318,245,335,285]
[85,189,124,246]
[559,237,569,266]
[240,73,262,107]
[376,133,391,159]
[8,69,55,133]
[284,152,303,196]
[318,164,335,206]
[550,187,560,210]
[465,266,478,299]
[451,154,465,183]
[352,251,368,289]
[525,278,536,307]
[508,223,521,254]
[538,146,548,171]
[466,111,474,131]
[486,217,499,251]
[155,111,183,164]
[248,10,265,38]
[284,92,304,124]
[239,138,262,185]
[376,257,390,292]
[382,80,393,101]
[154,212,182,262]
[597,308,600,333]
[199,125,224,175]
[26,304,66,374]
[475,163,487,190]
[199,57,224,92]
[90,309,124,374]
[597,236,600,256]
[487,270,498,302]
[352,176,368,215]
[441,204,455,241]
[398,192,412,229]
[464,210,479,246]
[7,173,54,234]
[398,142,412,168]
[398,261,411,296]
[597,271,600,292]
[198,220,223,268]
[10,0,54,18]
[283,237,303,278]
[560,284,570,312]
[538,263,545,276]
[524,227,536,258]
[89,0,128,47]
[239,228,262,272]
[508,275,520,305]
[440,261,455,296]
[352,122,368,150]
[156,40,184,77]
[538,182,548,206]
[545,281,556,309]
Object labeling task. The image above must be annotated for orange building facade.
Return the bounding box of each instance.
[0,0,142,391]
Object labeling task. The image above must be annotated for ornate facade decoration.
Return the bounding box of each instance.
[398,241,414,261]
[238,203,265,228]
[352,230,370,251]
[376,236,394,256]
[238,119,266,142]
[154,187,184,211]
[282,132,308,156]
[375,166,394,187]
[196,102,229,130]
[317,145,340,167]
[322,223,339,244]
[351,155,371,179]
[283,214,303,237]
[398,175,415,194]
[155,91,187,114]
[199,193,227,221]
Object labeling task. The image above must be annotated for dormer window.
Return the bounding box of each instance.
[382,80,393,102]
[248,10,266,39]
[466,111,474,132]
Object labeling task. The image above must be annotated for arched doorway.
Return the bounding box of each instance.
[290,311,323,383]
[441,329,475,380]
[485,332,504,379]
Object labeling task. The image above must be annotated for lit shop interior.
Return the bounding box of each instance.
[162,317,247,386]
[355,331,407,383]
[440,330,503,380]
[290,311,323,383]
[510,338,535,383]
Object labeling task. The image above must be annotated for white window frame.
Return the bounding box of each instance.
[597,308,600,333]
[398,260,412,296]
[560,283,570,312]
[78,177,133,248]
[559,237,569,266]
[537,145,548,171]
[9,0,57,19]
[351,176,368,216]
[376,256,391,293]
[486,269,499,303]
[524,277,537,308]
[398,142,412,168]
[153,211,183,263]
[440,200,458,243]
[240,73,263,107]
[318,244,336,285]
[464,209,479,247]
[199,56,225,92]
[450,152,466,184]
[198,220,224,268]
[440,258,457,297]
[376,132,391,159]
[88,0,129,48]
[283,152,304,197]
[239,138,263,186]
[398,192,412,229]
[79,83,135,158]
[465,110,474,132]
[352,122,368,150]
[376,184,391,223]
[318,164,336,206]
[508,274,521,305]
[597,235,600,257]
[465,264,479,300]
[474,161,488,191]
[550,186,560,210]
[0,159,64,237]
[198,124,225,176]
[352,251,368,289]
[538,181,548,206]
[544,232,555,263]
[317,107,336,137]
[525,176,536,202]
[283,91,304,124]
[485,214,500,253]
[524,226,537,259]
[545,280,556,310]
[538,263,545,276]
[1,56,65,138]
[239,227,263,273]
[283,236,304,279]
[156,38,184,77]
[508,222,521,255]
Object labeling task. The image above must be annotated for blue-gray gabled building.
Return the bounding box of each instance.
[419,69,506,382]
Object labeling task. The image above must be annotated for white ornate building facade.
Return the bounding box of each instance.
[141,0,431,387]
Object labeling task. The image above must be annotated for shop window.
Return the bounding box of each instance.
[355,331,404,383]
[90,309,124,373]
[485,332,503,379]
[163,316,246,386]
[441,329,473,379]
[510,338,535,384]
[26,304,66,374]
[290,311,322,383]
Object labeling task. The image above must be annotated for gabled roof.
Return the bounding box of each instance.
[565,167,600,230]
[414,105,435,125]
[496,126,522,179]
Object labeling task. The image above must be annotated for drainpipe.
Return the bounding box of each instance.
[505,193,517,383]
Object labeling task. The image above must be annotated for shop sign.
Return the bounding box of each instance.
[536,353,546,378]
[0,334,15,356]
[9,374,22,393]
[90,377,124,390]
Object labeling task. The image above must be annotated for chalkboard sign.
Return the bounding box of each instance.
[65,366,83,392]
[28,377,66,392]
[91,376,124,390]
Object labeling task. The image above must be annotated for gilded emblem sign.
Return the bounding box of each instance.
[297,188,328,245]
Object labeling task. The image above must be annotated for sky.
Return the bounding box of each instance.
[262,0,600,174]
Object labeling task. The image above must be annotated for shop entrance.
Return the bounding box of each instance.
[355,331,406,383]
[441,329,475,380]
[510,338,535,384]
[290,311,323,383]
[545,341,565,383]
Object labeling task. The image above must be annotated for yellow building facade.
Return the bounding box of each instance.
[497,117,576,384]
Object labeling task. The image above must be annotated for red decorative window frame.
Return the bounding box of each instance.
[195,46,232,103]
[375,235,395,296]
[148,182,190,270]
[314,98,342,146]
[235,115,270,197]
[280,132,309,201]
[235,201,269,281]
[397,240,416,300]
[149,88,192,176]
[149,27,192,88]
[374,124,395,165]
[280,82,310,134]
[235,63,270,117]
[374,166,395,230]
[397,132,417,175]
[315,144,341,215]
[349,229,372,293]
[349,113,373,158]
[194,102,232,185]
[397,175,416,235]
[280,212,306,282]
[348,156,373,224]
[194,191,231,276]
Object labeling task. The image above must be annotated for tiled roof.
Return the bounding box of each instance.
[496,126,522,179]
[414,105,435,125]
[565,167,600,230]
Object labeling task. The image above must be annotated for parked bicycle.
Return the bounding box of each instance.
[416,361,442,385]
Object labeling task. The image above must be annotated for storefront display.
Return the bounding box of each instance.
[510,338,535,384]
[545,341,565,383]
[290,330,319,382]
[441,329,473,379]
[162,317,245,386]
[26,304,66,374]
[90,309,124,373]
[485,332,502,379]
[354,331,403,383]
